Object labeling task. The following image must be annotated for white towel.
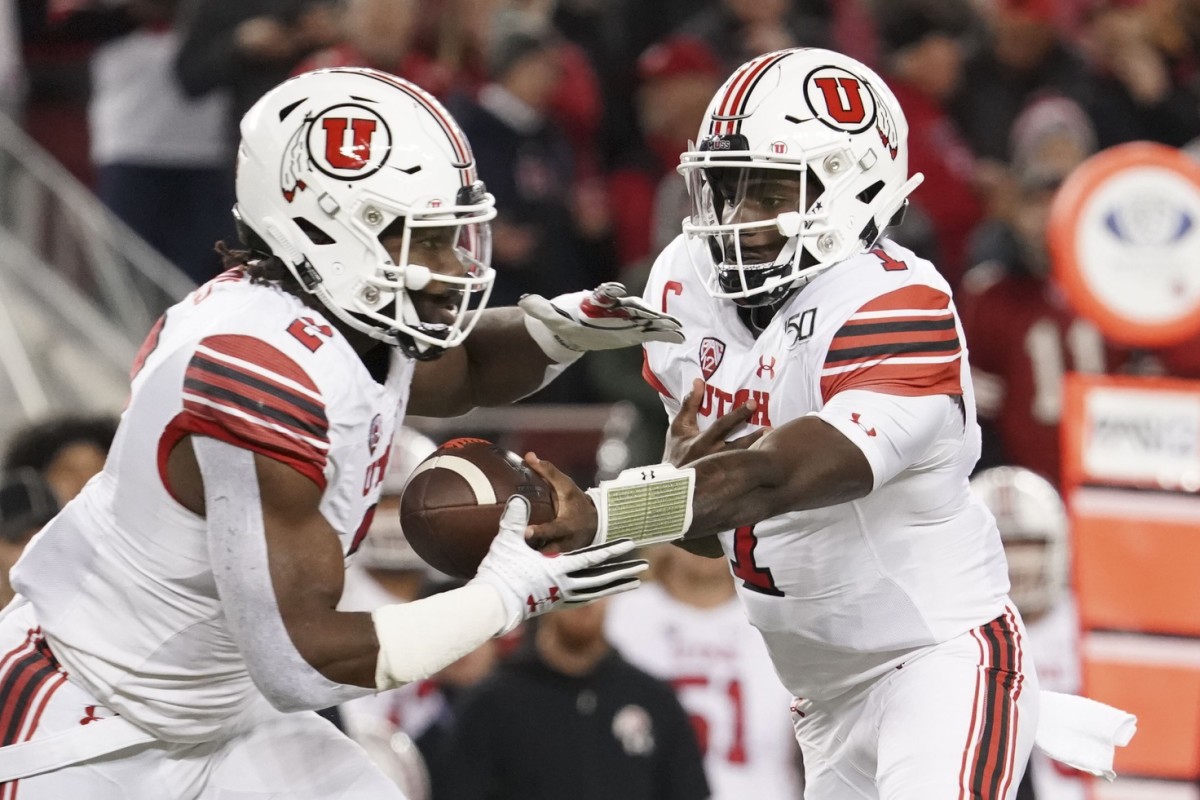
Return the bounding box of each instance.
[1034,691,1138,781]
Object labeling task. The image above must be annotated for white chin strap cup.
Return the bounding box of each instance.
[403,264,432,291]
[776,211,803,238]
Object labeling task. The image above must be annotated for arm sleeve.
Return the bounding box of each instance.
[194,436,371,712]
[815,389,962,491]
[173,0,245,97]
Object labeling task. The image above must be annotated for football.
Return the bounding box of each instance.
[399,438,557,578]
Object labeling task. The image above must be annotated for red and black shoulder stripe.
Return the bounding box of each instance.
[820,284,963,402]
[161,334,330,490]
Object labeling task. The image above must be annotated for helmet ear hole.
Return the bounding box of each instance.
[856,180,885,205]
[293,218,335,245]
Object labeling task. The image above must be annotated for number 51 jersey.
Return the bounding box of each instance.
[642,236,1011,701]
[12,271,413,742]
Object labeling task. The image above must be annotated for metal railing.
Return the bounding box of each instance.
[0,111,195,442]
[0,112,194,342]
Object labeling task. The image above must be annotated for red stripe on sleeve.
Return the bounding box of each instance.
[821,360,961,402]
[199,335,320,393]
[856,284,953,314]
[159,412,328,493]
[185,358,328,440]
[821,285,962,402]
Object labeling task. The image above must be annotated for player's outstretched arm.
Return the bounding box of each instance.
[407,283,683,417]
[528,390,959,550]
[526,417,871,552]
[171,436,644,706]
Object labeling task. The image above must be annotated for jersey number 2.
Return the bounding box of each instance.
[731,525,783,596]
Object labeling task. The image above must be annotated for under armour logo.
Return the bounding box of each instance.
[756,356,777,379]
[526,585,561,614]
[80,705,104,725]
[851,412,877,437]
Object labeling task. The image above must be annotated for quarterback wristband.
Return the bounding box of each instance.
[586,463,695,547]
[523,314,585,364]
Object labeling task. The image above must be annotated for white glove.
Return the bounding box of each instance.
[470,496,648,634]
[519,282,684,361]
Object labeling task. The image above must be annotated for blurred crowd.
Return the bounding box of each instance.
[8,0,1200,487]
[4,1,1200,795]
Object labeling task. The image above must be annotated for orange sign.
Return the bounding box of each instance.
[1049,143,1200,347]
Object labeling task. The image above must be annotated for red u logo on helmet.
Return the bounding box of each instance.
[321,118,378,170]
[812,77,866,125]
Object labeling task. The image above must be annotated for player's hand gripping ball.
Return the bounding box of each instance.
[399,439,556,578]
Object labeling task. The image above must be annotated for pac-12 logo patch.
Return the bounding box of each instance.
[307,104,392,181]
[699,337,726,380]
[804,66,877,134]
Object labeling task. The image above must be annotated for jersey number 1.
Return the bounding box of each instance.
[731,525,783,596]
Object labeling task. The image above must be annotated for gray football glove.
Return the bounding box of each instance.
[520,282,684,353]
[471,496,648,634]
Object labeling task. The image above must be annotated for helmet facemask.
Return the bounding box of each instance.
[684,150,825,308]
[245,172,496,361]
[351,181,496,361]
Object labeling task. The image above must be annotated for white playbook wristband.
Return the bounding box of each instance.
[372,582,507,692]
[586,463,695,547]
[523,313,585,365]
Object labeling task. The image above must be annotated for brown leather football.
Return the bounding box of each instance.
[398,438,556,578]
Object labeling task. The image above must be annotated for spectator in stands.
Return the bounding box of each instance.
[0,468,59,607]
[608,36,723,274]
[958,95,1110,486]
[877,0,983,286]
[951,0,1095,163]
[606,546,804,799]
[436,599,711,800]
[173,0,341,152]
[3,413,119,502]
[294,0,458,98]
[89,0,234,284]
[16,2,149,185]
[675,0,828,75]
[449,12,613,405]
[1079,0,1200,149]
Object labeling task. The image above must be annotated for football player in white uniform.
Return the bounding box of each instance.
[972,467,1087,800]
[605,545,803,799]
[529,48,1040,799]
[0,68,672,799]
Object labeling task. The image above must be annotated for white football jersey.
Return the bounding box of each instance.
[12,271,413,742]
[643,236,1010,700]
[606,583,803,800]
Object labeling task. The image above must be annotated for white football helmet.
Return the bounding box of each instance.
[236,68,496,358]
[971,466,1070,620]
[679,48,924,306]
